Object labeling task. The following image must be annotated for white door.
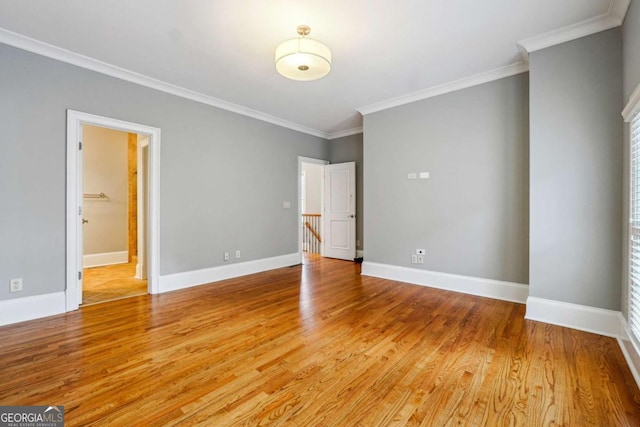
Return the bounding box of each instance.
[323,162,356,260]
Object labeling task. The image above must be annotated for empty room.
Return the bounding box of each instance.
[1,0,640,425]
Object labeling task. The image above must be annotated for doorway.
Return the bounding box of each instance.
[66,110,161,312]
[81,125,147,305]
[298,158,357,263]
[298,157,328,264]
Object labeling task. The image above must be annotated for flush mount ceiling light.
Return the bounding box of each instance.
[275,25,331,81]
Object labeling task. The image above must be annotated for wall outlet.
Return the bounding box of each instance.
[235,250,241,259]
[416,249,426,255]
[283,201,291,209]
[417,255,424,264]
[411,254,418,264]
[10,278,23,292]
[223,252,229,261]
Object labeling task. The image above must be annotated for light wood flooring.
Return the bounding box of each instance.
[1,255,639,425]
[82,262,147,305]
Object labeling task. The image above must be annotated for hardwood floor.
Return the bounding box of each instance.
[1,255,639,426]
[82,262,147,305]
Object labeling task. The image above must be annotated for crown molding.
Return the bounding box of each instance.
[0,27,330,139]
[356,62,528,116]
[1,0,631,138]
[327,127,363,140]
[517,0,630,58]
[610,0,632,23]
[357,0,630,117]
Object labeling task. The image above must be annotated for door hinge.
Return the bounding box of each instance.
[79,141,83,150]
[78,271,82,280]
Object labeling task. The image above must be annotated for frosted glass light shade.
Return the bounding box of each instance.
[275,37,331,81]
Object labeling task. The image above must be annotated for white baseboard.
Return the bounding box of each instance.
[525,296,622,338]
[525,299,640,389]
[618,315,640,388]
[83,251,128,268]
[158,252,300,293]
[361,262,528,303]
[0,292,66,327]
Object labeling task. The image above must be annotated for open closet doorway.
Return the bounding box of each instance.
[66,110,160,312]
[81,125,147,305]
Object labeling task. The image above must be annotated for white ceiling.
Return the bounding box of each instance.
[0,0,627,138]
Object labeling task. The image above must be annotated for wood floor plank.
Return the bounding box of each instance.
[1,254,639,426]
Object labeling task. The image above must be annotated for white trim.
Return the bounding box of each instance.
[158,253,299,293]
[0,292,66,327]
[83,251,128,268]
[517,0,630,59]
[525,296,622,338]
[66,110,161,311]
[0,28,328,140]
[610,0,632,24]
[136,138,149,280]
[618,314,640,388]
[623,82,640,122]
[327,127,363,140]
[356,62,529,116]
[0,0,630,140]
[517,16,621,56]
[361,262,528,303]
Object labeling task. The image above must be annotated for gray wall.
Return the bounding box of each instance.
[622,2,640,316]
[0,43,328,301]
[529,28,622,310]
[329,133,364,252]
[363,74,529,284]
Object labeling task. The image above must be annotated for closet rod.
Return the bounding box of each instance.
[83,192,108,199]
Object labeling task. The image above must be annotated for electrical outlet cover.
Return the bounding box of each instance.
[10,278,23,292]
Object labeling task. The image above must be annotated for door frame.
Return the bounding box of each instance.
[136,137,149,280]
[66,110,161,311]
[298,156,329,263]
